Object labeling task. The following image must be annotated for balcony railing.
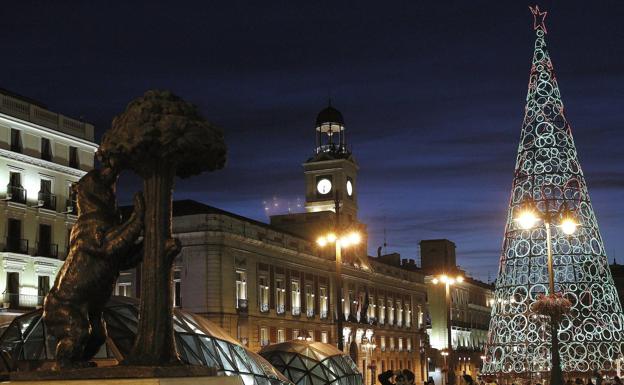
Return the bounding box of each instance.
[320,310,328,319]
[36,242,58,259]
[4,238,28,254]
[10,143,22,154]
[3,293,44,309]
[292,306,301,316]
[276,304,285,314]
[6,185,26,204]
[237,298,248,312]
[38,191,56,210]
[260,303,269,313]
[65,198,77,214]
[306,308,314,318]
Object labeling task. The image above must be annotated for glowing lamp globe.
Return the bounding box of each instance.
[516,210,539,230]
[561,218,578,235]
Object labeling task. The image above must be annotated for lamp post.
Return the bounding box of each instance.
[432,273,464,385]
[317,192,361,352]
[515,197,578,385]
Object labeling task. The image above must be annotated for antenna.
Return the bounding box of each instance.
[383,215,388,253]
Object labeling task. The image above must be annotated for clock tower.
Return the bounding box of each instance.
[303,103,359,224]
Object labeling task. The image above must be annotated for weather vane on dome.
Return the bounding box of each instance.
[529,5,547,33]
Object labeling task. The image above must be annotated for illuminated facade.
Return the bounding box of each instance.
[120,105,430,385]
[0,89,96,322]
[422,239,494,382]
[483,8,624,377]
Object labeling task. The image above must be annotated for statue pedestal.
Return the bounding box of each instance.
[9,377,242,385]
[7,366,238,385]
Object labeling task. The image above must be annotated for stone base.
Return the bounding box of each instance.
[8,365,238,384]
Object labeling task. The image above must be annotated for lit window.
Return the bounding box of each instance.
[173,269,181,307]
[379,299,385,325]
[260,327,269,346]
[321,331,329,343]
[368,295,375,320]
[236,270,247,308]
[389,337,395,351]
[293,329,300,340]
[276,279,285,314]
[397,300,403,327]
[115,282,131,297]
[320,286,328,319]
[405,303,412,328]
[380,336,386,351]
[388,299,394,325]
[407,338,412,352]
[305,284,314,317]
[291,279,301,316]
[259,276,269,312]
[277,329,285,343]
[398,337,403,352]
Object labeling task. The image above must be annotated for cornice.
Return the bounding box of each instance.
[0,148,87,178]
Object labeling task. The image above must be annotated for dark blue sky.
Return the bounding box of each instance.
[2,1,623,281]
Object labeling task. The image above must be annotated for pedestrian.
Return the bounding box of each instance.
[378,369,416,385]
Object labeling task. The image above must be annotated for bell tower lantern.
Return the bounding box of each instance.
[303,103,359,223]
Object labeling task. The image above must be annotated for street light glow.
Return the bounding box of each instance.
[317,237,327,247]
[516,210,539,230]
[560,218,577,235]
[348,232,361,245]
[432,278,439,284]
[326,233,337,242]
[456,276,464,283]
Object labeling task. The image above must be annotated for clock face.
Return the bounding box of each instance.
[346,180,353,196]
[317,178,332,195]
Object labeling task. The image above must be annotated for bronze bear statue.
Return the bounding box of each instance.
[43,166,144,369]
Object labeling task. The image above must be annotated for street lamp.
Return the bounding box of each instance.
[317,229,361,352]
[432,273,464,385]
[514,198,578,385]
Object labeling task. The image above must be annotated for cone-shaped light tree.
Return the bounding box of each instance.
[99,90,226,365]
[483,6,624,378]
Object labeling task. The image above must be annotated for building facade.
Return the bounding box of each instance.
[421,239,494,383]
[0,89,96,322]
[119,104,432,384]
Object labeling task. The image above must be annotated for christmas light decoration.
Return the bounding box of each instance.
[482,7,624,377]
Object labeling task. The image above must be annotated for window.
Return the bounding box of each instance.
[37,276,50,306]
[380,336,386,352]
[291,279,301,315]
[236,270,247,309]
[398,337,403,352]
[321,331,328,343]
[8,172,25,204]
[407,338,412,352]
[39,179,55,210]
[378,299,385,325]
[10,129,22,153]
[405,303,411,328]
[368,295,375,320]
[37,224,54,258]
[307,330,314,341]
[6,218,24,253]
[173,269,181,307]
[69,146,79,168]
[260,327,269,346]
[259,276,269,312]
[292,329,299,340]
[418,305,423,327]
[41,138,52,161]
[277,329,285,343]
[388,299,395,325]
[305,284,314,317]
[397,300,403,327]
[276,279,285,314]
[6,272,19,308]
[389,337,395,351]
[320,286,328,319]
[115,282,132,297]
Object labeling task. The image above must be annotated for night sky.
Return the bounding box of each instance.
[2,1,623,281]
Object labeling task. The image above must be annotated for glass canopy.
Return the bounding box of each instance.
[259,340,362,385]
[0,296,292,385]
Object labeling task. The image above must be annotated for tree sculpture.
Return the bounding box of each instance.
[99,90,226,365]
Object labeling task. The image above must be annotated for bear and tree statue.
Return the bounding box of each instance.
[40,90,226,376]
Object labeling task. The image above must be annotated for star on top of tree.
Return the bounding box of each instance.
[529,5,548,33]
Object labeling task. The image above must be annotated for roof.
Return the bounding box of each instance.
[315,105,344,126]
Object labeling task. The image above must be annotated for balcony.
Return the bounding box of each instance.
[306,308,314,318]
[276,304,285,315]
[38,191,56,211]
[2,293,44,309]
[6,185,26,204]
[36,242,58,259]
[10,143,22,154]
[4,238,28,254]
[292,306,301,316]
[260,303,269,313]
[237,299,248,312]
[320,310,328,319]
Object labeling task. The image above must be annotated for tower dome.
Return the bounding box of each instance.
[314,102,348,157]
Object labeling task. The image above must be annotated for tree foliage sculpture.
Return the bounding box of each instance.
[482,7,624,377]
[99,90,226,365]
